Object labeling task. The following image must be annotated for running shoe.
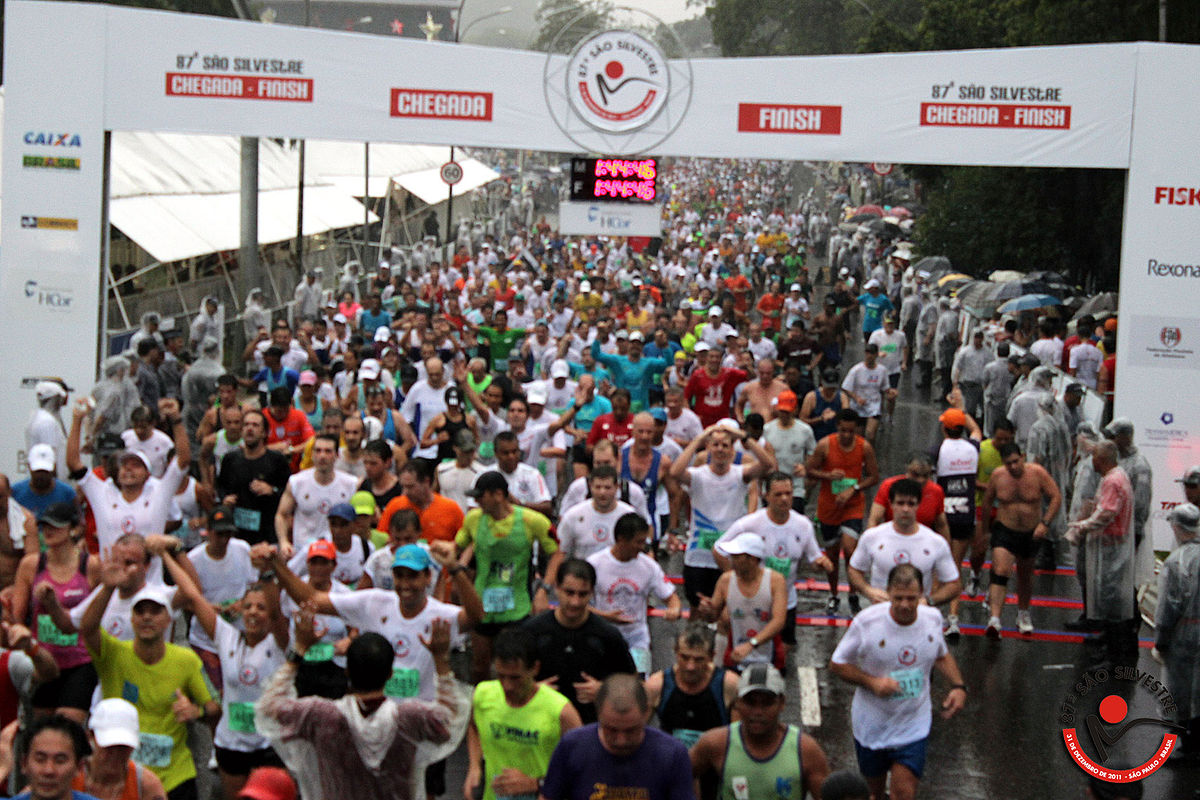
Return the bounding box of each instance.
[945,614,961,640]
[1017,609,1034,635]
[965,571,980,598]
[826,595,841,615]
[847,594,862,615]
[986,616,1002,639]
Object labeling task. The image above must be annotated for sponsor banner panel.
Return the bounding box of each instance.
[1116,44,1200,552]
[558,201,663,237]
[0,1,108,476]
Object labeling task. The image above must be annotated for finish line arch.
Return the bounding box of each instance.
[0,0,1194,548]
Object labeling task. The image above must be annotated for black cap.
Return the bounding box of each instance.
[208,504,238,533]
[39,501,80,528]
[466,470,508,499]
[864,343,879,354]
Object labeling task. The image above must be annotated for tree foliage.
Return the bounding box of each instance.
[708,0,1200,290]
[532,0,614,53]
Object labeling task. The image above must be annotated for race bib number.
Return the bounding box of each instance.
[696,529,721,550]
[303,641,335,662]
[482,586,516,614]
[478,441,495,461]
[831,477,857,495]
[234,507,261,531]
[765,556,790,577]
[227,702,257,733]
[134,733,173,768]
[384,668,421,698]
[37,614,78,647]
[889,667,924,700]
[944,496,970,516]
[673,728,703,748]
[630,647,652,674]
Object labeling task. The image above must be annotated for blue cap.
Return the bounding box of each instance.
[327,502,356,522]
[649,407,668,422]
[392,544,431,572]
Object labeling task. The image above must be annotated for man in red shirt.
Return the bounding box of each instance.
[263,385,315,471]
[684,344,748,427]
[587,388,635,450]
[865,452,951,539]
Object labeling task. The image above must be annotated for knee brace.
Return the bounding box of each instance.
[989,573,1010,588]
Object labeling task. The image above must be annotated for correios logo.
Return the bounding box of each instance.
[567,30,668,133]
[1059,667,1184,784]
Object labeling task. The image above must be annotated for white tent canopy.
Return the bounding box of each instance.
[0,89,498,261]
[301,140,499,202]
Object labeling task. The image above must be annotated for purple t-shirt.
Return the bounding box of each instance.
[541,723,695,800]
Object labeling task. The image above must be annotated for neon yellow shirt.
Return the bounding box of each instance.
[473,681,569,800]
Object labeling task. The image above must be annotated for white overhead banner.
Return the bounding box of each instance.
[0,0,1195,504]
[1115,43,1200,551]
[558,202,664,237]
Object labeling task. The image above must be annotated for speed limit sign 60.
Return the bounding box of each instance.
[440,161,464,185]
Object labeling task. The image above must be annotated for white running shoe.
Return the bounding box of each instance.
[945,614,961,639]
[1017,609,1034,635]
[986,616,1002,639]
[965,571,980,598]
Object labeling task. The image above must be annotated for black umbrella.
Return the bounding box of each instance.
[913,255,953,279]
[862,218,902,238]
[847,212,881,224]
[1074,292,1119,318]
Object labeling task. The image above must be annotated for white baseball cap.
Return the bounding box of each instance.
[359,359,382,380]
[550,360,570,379]
[27,443,56,473]
[526,386,548,405]
[629,331,645,342]
[131,585,172,610]
[373,327,392,342]
[90,698,141,749]
[35,381,67,401]
[865,278,882,290]
[708,307,722,317]
[694,342,712,353]
[579,280,592,293]
[716,532,765,560]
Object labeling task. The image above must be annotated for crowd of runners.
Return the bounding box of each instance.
[7,157,1193,800]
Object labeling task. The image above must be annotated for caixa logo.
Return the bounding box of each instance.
[24,280,73,309]
[24,132,81,147]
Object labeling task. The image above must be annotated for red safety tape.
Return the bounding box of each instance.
[643,607,1151,647]
[663,575,1082,609]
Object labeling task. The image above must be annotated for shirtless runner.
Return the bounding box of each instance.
[737,359,789,423]
[979,442,1061,637]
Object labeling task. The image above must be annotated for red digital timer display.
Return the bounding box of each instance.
[570,157,657,203]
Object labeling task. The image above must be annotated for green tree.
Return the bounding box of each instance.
[532,0,614,53]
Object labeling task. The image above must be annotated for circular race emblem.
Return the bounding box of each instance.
[120,515,137,534]
[893,549,911,565]
[897,646,917,666]
[394,635,411,658]
[566,30,668,134]
[542,8,693,155]
[240,666,260,687]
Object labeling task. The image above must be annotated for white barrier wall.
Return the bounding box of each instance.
[1,1,1195,545]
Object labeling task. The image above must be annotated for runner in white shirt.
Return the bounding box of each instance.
[278,540,353,670]
[664,387,704,448]
[546,467,635,585]
[493,431,553,516]
[848,478,962,605]
[670,424,775,610]
[715,474,832,647]
[120,409,175,478]
[435,430,489,514]
[830,564,966,800]
[841,344,895,445]
[284,503,375,586]
[867,314,908,419]
[185,510,257,680]
[269,540,481,703]
[69,534,182,642]
[586,513,680,671]
[274,434,360,557]
[68,399,190,579]
[1068,337,1103,389]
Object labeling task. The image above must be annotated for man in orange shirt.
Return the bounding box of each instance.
[263,386,315,471]
[724,272,753,320]
[377,459,465,543]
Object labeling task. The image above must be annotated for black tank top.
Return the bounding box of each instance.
[438,414,470,461]
[656,666,729,747]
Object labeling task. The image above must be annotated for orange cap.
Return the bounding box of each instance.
[1104,317,1118,332]
[306,539,337,561]
[775,390,798,412]
[939,408,968,429]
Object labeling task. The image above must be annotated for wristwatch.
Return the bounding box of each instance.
[749,637,759,648]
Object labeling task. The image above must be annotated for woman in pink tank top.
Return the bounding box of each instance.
[11,501,100,723]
